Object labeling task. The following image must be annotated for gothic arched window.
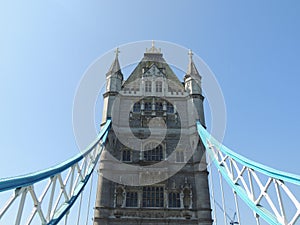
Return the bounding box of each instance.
[122,149,131,162]
[144,143,163,161]
[133,102,140,112]
[144,102,152,111]
[168,192,181,208]
[125,191,138,207]
[145,81,152,92]
[167,103,174,113]
[156,81,162,92]
[155,102,163,111]
[142,186,164,207]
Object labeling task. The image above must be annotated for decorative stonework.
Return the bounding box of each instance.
[115,185,125,208]
[93,45,212,225]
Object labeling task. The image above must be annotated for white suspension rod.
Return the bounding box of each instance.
[85,171,94,225]
[233,191,241,225]
[15,188,27,225]
[218,170,227,225]
[208,154,218,225]
[76,190,84,225]
[229,159,241,225]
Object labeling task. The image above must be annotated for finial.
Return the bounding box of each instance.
[146,40,161,53]
[188,49,193,61]
[114,47,120,58]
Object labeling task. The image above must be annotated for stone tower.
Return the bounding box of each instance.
[94,44,212,225]
[101,48,123,123]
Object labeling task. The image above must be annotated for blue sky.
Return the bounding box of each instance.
[0,0,300,223]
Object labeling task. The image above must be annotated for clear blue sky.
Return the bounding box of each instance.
[0,0,300,223]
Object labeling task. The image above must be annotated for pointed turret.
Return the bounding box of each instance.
[105,48,123,92]
[184,49,205,126]
[186,49,201,79]
[184,50,202,95]
[102,48,123,125]
[106,48,121,76]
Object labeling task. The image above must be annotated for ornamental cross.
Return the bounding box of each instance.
[114,47,120,57]
[188,49,193,61]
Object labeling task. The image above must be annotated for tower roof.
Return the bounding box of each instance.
[107,48,121,76]
[124,43,183,88]
[185,49,201,79]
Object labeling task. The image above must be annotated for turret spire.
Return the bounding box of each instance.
[186,49,201,78]
[184,49,202,95]
[107,48,121,75]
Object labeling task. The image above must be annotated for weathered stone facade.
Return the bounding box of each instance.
[93,45,212,225]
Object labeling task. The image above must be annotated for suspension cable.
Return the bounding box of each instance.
[229,160,241,225]
[208,153,218,225]
[64,212,69,225]
[85,170,94,225]
[219,170,228,225]
[76,191,84,225]
[255,214,261,225]
[233,191,241,225]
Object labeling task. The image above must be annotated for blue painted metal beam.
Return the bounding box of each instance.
[47,130,109,225]
[196,121,300,186]
[196,121,300,225]
[0,119,111,192]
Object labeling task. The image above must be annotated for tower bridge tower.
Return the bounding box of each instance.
[94,44,212,225]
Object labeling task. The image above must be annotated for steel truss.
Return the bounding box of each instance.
[0,120,111,225]
[197,121,300,225]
